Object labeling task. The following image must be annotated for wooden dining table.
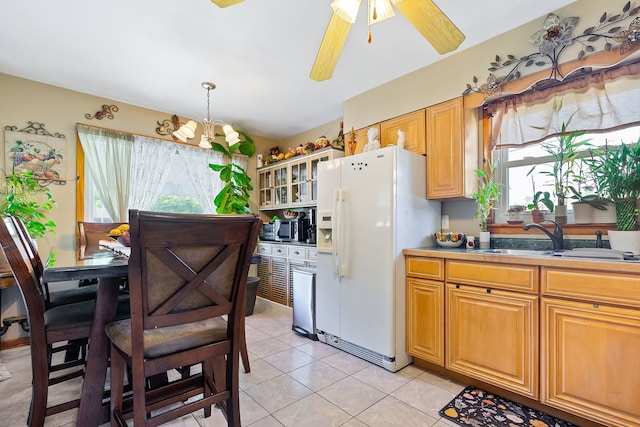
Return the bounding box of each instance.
[44,244,128,426]
[43,242,262,426]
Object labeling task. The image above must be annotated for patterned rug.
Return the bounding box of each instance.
[0,359,11,382]
[439,386,576,427]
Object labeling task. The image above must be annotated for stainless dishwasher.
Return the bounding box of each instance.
[291,266,318,340]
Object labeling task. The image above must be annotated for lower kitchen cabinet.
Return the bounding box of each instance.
[446,284,539,399]
[406,256,445,365]
[541,267,640,427]
[256,242,316,308]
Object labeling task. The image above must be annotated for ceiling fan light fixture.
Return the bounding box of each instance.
[368,0,394,25]
[331,0,361,23]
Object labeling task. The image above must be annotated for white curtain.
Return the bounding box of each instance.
[129,135,175,210]
[77,124,133,221]
[180,144,227,214]
[487,62,640,148]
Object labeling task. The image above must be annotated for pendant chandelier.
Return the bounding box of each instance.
[172,82,240,148]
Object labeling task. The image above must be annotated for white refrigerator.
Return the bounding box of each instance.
[316,146,441,372]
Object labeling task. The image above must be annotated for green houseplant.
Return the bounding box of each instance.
[208,129,256,214]
[472,159,500,247]
[586,138,640,231]
[529,105,590,223]
[0,170,56,238]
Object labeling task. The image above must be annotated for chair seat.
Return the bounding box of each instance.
[106,317,228,359]
[44,300,96,332]
[48,283,98,307]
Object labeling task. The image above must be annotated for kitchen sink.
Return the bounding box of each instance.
[472,248,555,257]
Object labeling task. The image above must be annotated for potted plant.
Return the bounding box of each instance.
[0,170,56,238]
[472,159,500,248]
[526,177,554,223]
[567,158,615,224]
[208,129,256,214]
[529,107,590,224]
[586,137,640,253]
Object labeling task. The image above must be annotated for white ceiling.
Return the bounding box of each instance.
[0,0,574,140]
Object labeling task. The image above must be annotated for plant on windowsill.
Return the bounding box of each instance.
[208,129,256,214]
[526,178,554,224]
[0,170,57,238]
[585,137,640,252]
[567,158,615,224]
[472,159,500,248]
[529,103,591,224]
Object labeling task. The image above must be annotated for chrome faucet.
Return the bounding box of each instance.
[522,220,564,251]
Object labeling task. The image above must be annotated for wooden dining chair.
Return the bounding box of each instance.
[78,221,128,251]
[106,210,261,426]
[0,216,97,427]
[11,217,98,309]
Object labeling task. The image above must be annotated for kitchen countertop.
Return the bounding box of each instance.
[403,247,640,274]
[258,240,318,247]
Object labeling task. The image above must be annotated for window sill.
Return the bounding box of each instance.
[488,223,616,236]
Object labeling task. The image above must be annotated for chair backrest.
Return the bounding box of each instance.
[0,216,47,337]
[78,221,127,249]
[127,210,261,339]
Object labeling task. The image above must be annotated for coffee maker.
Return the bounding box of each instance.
[306,208,317,244]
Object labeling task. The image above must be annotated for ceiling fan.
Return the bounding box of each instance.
[210,0,465,82]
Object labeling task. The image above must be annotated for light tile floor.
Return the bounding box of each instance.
[0,298,465,426]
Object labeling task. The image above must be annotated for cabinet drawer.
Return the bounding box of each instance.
[542,267,640,309]
[256,244,271,255]
[406,257,444,280]
[446,260,538,293]
[271,245,287,257]
[307,248,318,261]
[287,246,306,259]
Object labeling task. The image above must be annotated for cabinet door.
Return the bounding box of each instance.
[380,110,425,155]
[256,256,271,299]
[407,278,444,365]
[290,159,309,205]
[288,257,306,308]
[272,164,289,206]
[541,298,640,427]
[258,168,273,208]
[270,256,288,306]
[426,98,465,199]
[446,284,539,398]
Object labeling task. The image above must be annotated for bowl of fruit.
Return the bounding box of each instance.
[434,232,466,248]
[108,224,131,247]
[282,210,298,219]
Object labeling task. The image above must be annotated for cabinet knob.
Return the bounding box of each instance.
[486,288,492,294]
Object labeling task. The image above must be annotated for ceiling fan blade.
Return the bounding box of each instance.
[392,0,465,54]
[310,13,353,82]
[210,0,244,7]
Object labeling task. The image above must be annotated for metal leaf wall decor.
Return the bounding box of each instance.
[463,1,640,98]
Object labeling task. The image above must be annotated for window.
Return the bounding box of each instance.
[77,125,243,222]
[494,125,640,224]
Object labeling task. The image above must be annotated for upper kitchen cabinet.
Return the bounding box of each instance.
[258,147,343,210]
[380,110,425,155]
[426,97,478,200]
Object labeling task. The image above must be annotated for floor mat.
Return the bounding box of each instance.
[439,385,576,427]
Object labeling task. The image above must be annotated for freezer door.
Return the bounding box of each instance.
[338,149,396,356]
[316,252,341,336]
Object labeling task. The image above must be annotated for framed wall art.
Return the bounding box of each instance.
[4,122,66,182]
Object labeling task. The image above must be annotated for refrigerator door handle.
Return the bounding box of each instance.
[338,189,347,277]
[332,189,340,276]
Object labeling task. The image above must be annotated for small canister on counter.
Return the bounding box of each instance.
[466,236,475,249]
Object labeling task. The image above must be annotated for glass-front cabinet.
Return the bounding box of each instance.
[257,147,343,210]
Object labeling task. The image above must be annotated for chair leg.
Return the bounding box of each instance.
[131,361,147,426]
[29,350,49,427]
[240,328,250,373]
[109,345,125,427]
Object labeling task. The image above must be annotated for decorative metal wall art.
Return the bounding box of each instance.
[155,114,182,138]
[4,122,66,183]
[85,104,119,120]
[463,1,640,98]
